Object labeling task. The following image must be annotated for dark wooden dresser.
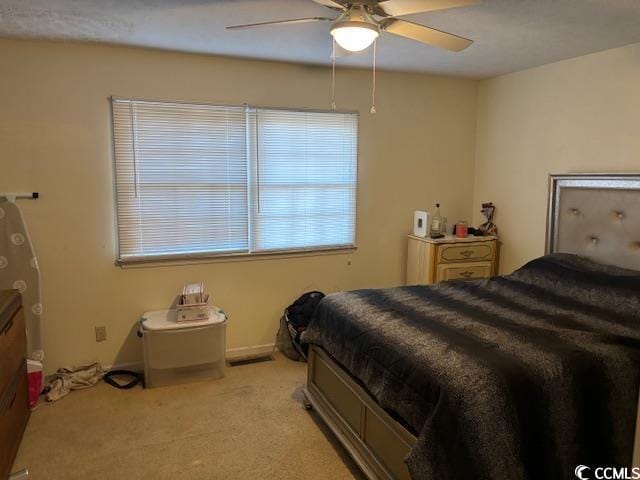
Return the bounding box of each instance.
[0,290,29,479]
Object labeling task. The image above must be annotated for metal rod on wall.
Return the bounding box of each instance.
[0,192,40,203]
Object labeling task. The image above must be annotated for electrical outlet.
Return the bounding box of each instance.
[95,326,107,342]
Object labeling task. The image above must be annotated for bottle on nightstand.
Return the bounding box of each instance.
[430,203,445,238]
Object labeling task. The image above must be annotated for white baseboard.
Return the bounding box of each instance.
[106,343,276,372]
[225,343,276,361]
[104,360,144,373]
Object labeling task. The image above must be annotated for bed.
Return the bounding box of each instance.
[301,173,640,480]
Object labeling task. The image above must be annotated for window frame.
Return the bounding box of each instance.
[110,97,359,265]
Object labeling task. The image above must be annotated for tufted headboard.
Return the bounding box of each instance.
[546,174,640,271]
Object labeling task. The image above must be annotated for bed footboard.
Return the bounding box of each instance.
[304,345,417,480]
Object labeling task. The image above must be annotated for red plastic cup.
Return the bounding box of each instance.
[455,221,469,238]
[27,360,43,409]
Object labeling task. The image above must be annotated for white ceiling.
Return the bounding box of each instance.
[2,0,640,78]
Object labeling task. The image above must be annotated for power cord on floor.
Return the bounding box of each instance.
[103,370,145,389]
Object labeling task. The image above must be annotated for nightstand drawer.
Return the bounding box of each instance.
[436,262,493,282]
[437,242,494,264]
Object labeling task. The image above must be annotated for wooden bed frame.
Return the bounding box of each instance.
[303,174,640,479]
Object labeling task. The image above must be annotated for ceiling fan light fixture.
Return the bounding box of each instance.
[330,21,379,52]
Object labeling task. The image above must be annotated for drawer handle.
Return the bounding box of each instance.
[0,318,13,336]
[459,270,475,278]
[1,391,17,413]
[459,250,474,258]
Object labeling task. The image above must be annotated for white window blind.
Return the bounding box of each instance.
[112,99,248,261]
[249,108,357,252]
[111,99,357,263]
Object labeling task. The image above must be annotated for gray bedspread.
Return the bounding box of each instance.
[302,253,640,480]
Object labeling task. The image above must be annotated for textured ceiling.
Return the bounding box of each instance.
[2,0,640,78]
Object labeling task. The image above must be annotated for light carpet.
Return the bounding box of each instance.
[12,353,365,480]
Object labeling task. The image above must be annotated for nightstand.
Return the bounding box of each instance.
[406,235,498,285]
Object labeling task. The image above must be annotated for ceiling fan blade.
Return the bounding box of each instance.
[311,0,348,10]
[381,18,472,51]
[226,17,333,30]
[378,0,480,17]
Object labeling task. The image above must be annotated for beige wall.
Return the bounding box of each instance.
[473,43,640,274]
[0,39,478,372]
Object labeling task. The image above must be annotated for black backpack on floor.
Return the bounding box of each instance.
[277,291,325,361]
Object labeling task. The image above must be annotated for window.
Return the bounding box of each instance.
[111,99,357,262]
[249,108,357,253]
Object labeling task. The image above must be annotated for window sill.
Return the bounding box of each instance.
[117,245,357,269]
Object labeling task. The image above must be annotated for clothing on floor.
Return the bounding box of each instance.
[44,363,105,402]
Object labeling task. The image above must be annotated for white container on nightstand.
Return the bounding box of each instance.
[413,210,431,237]
[140,307,227,388]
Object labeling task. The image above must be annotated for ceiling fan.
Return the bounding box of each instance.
[226,0,479,53]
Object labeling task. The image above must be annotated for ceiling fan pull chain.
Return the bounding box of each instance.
[370,39,377,115]
[331,38,337,110]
